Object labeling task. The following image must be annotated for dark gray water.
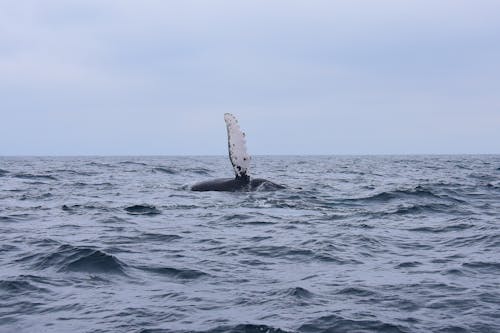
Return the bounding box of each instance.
[1,155,499,333]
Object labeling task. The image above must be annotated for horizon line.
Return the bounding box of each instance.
[1,153,499,158]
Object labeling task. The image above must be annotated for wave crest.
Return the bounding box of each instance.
[125,205,161,215]
[26,244,127,275]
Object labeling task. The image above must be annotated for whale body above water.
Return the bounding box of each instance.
[191,113,284,192]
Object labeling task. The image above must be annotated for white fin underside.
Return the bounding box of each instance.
[224,113,250,178]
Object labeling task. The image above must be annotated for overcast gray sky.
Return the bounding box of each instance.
[1,0,499,155]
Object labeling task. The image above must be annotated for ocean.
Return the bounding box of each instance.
[0,155,499,333]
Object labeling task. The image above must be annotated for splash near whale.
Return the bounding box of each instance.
[191,113,284,192]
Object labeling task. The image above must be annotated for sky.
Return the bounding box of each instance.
[1,0,499,155]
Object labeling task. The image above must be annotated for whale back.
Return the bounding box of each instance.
[224,113,250,179]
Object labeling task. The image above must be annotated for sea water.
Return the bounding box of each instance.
[0,155,499,332]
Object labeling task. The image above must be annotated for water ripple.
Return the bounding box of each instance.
[0,155,499,332]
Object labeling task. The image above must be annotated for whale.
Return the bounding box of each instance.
[191,113,284,192]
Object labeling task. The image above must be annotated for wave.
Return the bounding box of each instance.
[108,233,182,245]
[240,245,354,264]
[125,205,161,215]
[24,244,127,275]
[13,274,69,287]
[440,234,494,248]
[0,215,15,222]
[443,268,466,276]
[65,182,114,188]
[152,167,178,174]
[138,325,291,333]
[20,193,53,200]
[92,182,114,187]
[388,203,460,215]
[119,161,148,166]
[27,238,61,248]
[298,314,410,333]
[0,213,33,222]
[0,244,18,253]
[408,223,474,233]
[462,261,500,274]
[194,324,291,333]
[52,169,95,176]
[222,213,253,221]
[0,168,9,176]
[434,325,468,333]
[283,286,315,299]
[468,173,497,182]
[342,185,466,206]
[186,167,211,175]
[394,261,422,268]
[14,173,57,181]
[86,162,115,168]
[0,279,45,293]
[62,204,81,212]
[138,265,208,280]
[367,188,437,201]
[336,286,378,297]
[242,245,315,259]
[140,232,182,242]
[63,250,126,274]
[486,182,500,189]
[62,204,115,213]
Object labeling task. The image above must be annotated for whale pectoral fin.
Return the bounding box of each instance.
[224,113,251,179]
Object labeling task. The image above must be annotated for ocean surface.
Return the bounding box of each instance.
[0,155,499,333]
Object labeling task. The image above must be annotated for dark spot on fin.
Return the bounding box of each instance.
[235,172,250,183]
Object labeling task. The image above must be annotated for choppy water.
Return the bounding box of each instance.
[1,155,499,333]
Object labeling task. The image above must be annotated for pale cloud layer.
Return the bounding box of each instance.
[1,1,499,155]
